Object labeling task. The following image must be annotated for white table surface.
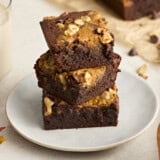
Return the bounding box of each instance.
[0,0,160,159]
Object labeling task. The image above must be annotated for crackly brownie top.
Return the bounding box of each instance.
[37,52,106,88]
[43,86,117,116]
[40,10,113,53]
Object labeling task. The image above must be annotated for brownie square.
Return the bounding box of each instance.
[104,0,160,20]
[42,88,119,130]
[40,11,115,71]
[34,51,121,105]
[34,10,122,130]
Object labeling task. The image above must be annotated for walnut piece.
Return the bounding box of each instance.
[74,19,84,26]
[72,66,106,88]
[44,97,54,116]
[83,86,117,107]
[57,23,64,28]
[100,31,113,44]
[64,24,79,36]
[56,74,67,86]
[81,16,91,22]
[137,64,148,79]
[96,28,103,34]
[84,71,92,86]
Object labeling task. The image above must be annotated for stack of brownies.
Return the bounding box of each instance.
[34,11,121,130]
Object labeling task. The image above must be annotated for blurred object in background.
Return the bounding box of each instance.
[51,0,160,63]
[0,0,12,80]
[103,0,160,20]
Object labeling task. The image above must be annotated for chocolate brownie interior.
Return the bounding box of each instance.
[43,87,119,130]
[34,51,121,104]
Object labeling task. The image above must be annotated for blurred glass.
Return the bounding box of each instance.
[0,0,12,80]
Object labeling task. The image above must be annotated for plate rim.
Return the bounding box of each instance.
[6,70,159,152]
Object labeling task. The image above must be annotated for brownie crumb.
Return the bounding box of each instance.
[149,35,159,44]
[128,48,138,56]
[136,64,148,80]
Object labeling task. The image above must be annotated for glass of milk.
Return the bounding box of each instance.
[0,0,12,80]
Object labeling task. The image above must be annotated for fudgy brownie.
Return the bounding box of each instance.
[43,87,119,130]
[104,0,160,20]
[40,11,115,71]
[34,51,121,105]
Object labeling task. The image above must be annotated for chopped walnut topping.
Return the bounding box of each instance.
[81,16,91,22]
[109,88,117,95]
[95,27,113,44]
[101,91,111,100]
[56,74,67,86]
[82,86,117,107]
[57,23,64,28]
[100,31,113,44]
[101,88,117,100]
[44,97,54,116]
[88,11,101,20]
[64,24,79,36]
[96,28,103,34]
[74,19,84,26]
[72,66,106,88]
[68,24,79,31]
[84,71,92,86]
[84,71,91,79]
[137,64,148,79]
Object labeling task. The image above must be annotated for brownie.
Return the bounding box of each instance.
[34,51,121,105]
[42,88,119,130]
[40,11,115,71]
[104,0,160,20]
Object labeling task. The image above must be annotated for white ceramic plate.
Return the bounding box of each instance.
[6,71,158,152]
